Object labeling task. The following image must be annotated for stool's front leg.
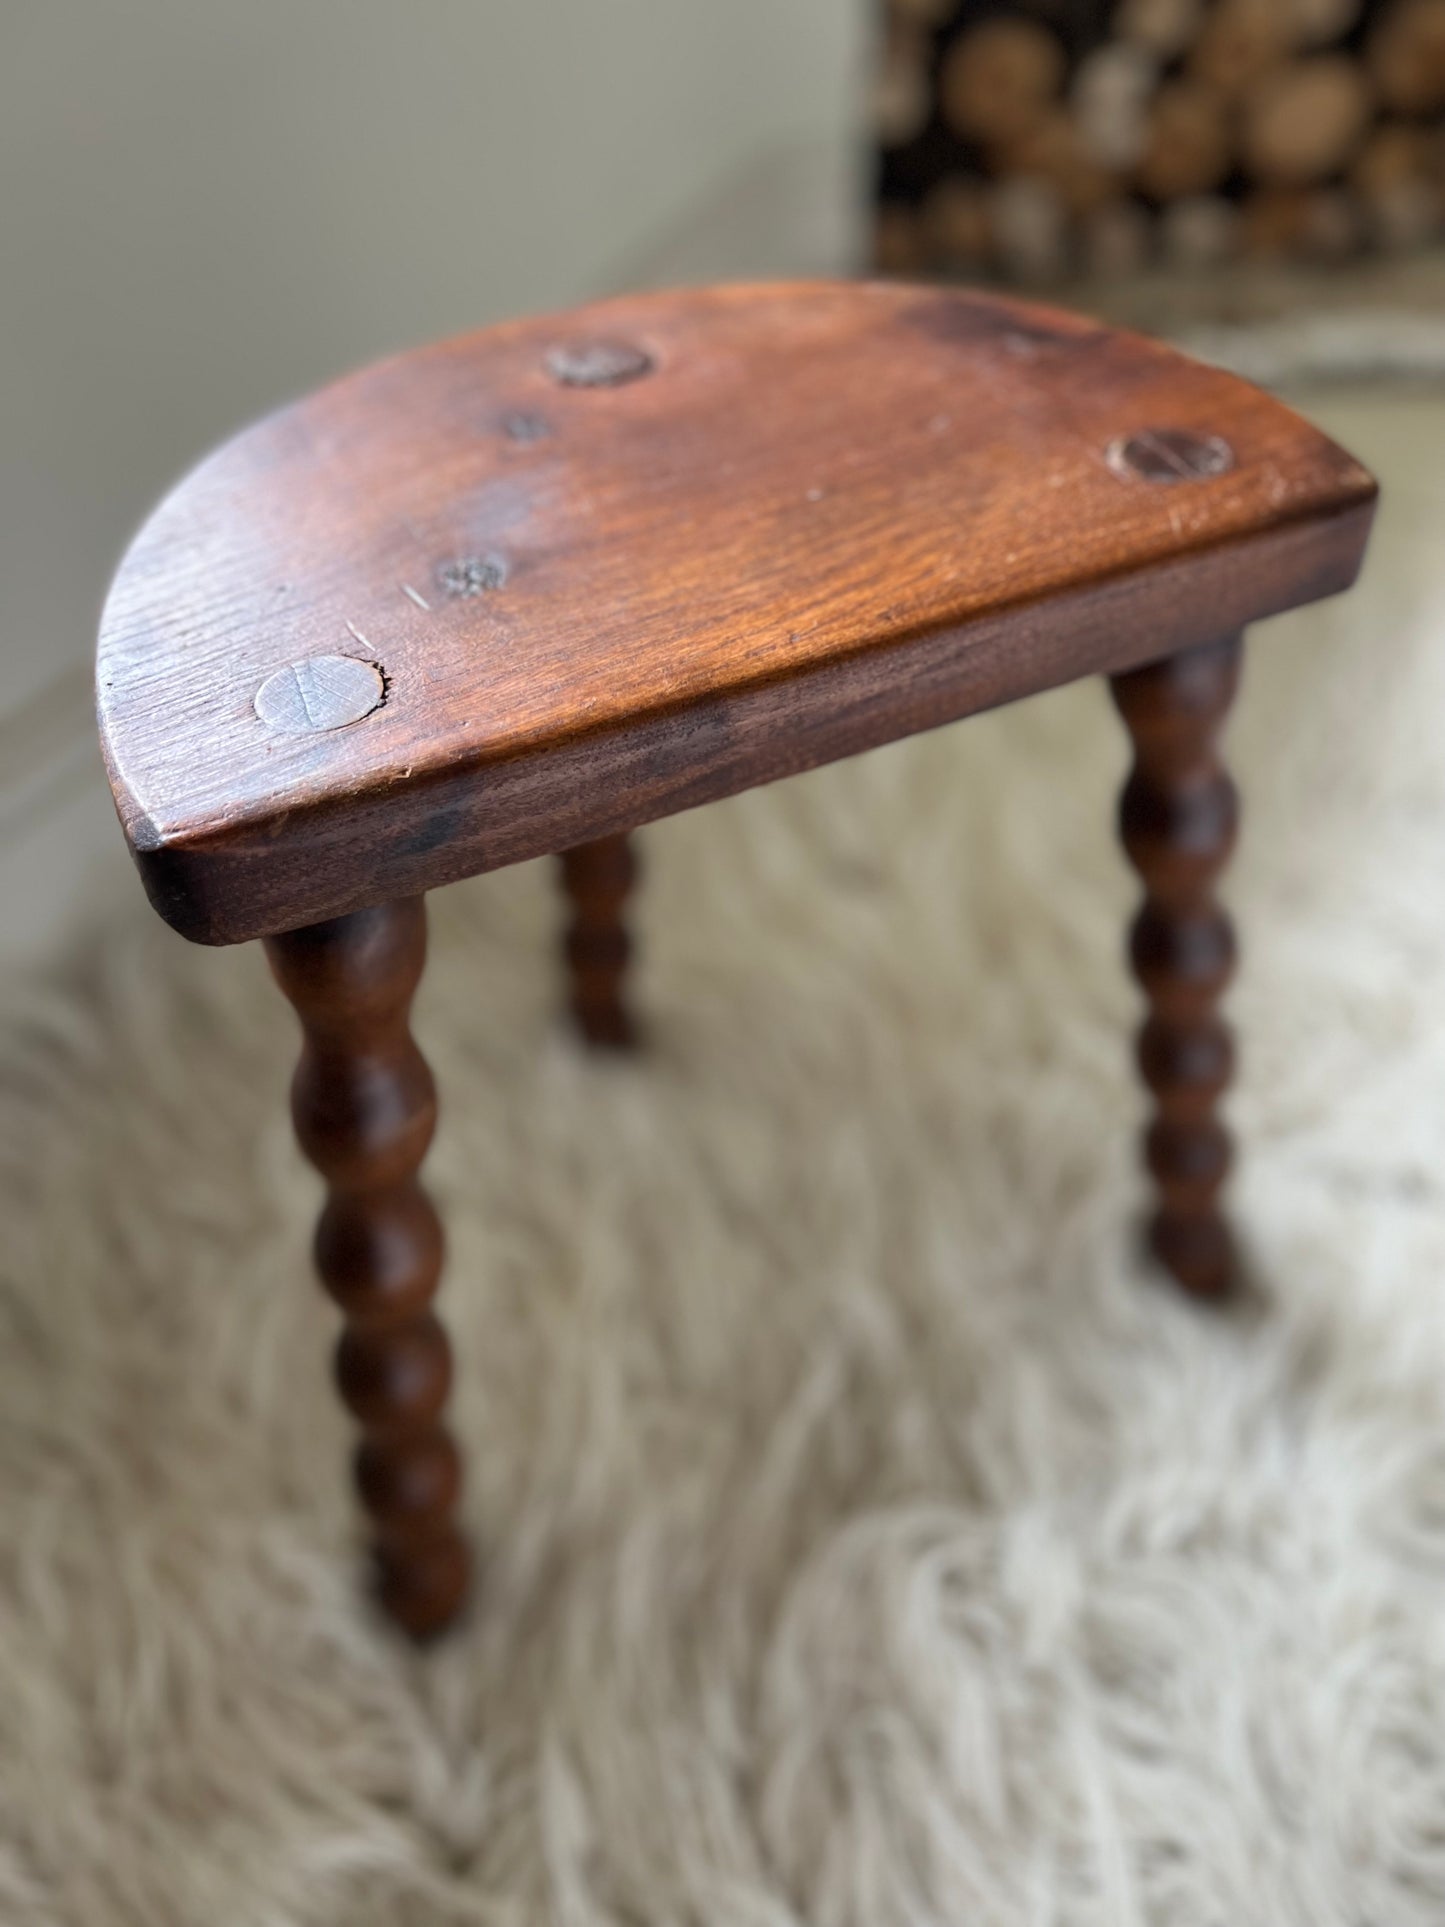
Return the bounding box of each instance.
[265,898,470,1638]
[557,832,639,1048]
[1110,633,1243,1299]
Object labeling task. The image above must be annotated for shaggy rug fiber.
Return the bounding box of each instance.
[5,384,1445,1925]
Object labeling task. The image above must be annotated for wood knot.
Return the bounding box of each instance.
[437,554,507,597]
[254,655,384,733]
[1106,428,1236,484]
[501,409,552,443]
[545,339,654,387]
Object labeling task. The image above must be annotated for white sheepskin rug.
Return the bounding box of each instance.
[5,385,1445,1926]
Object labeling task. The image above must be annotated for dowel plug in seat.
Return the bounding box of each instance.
[97,281,1377,1637]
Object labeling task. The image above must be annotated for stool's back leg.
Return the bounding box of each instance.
[264,898,470,1638]
[1110,634,1243,1299]
[557,832,640,1049]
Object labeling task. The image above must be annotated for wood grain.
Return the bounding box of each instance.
[96,281,1377,944]
[264,899,470,1639]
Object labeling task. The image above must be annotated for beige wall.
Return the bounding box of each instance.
[1,1,864,724]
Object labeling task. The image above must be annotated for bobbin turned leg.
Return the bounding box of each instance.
[557,832,639,1049]
[1110,633,1243,1299]
[264,898,470,1638]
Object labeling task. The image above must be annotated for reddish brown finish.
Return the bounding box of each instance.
[557,833,640,1049]
[95,280,1376,947]
[1112,634,1243,1298]
[264,899,470,1637]
[95,281,1381,1635]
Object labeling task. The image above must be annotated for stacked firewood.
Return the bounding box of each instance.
[875,0,1445,281]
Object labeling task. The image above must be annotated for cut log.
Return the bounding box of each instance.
[1073,43,1158,169]
[1368,0,1445,116]
[1243,56,1371,185]
[1162,194,1241,267]
[1352,123,1434,200]
[874,205,925,276]
[1289,0,1363,45]
[1370,181,1440,249]
[1190,0,1294,97]
[996,110,1118,214]
[1082,199,1153,277]
[1117,0,1204,58]
[1352,123,1443,246]
[1137,81,1234,200]
[1299,188,1365,258]
[874,27,931,145]
[1241,187,1315,256]
[921,178,993,269]
[940,18,1066,146]
[989,176,1070,283]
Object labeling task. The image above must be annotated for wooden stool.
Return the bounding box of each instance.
[96,282,1377,1638]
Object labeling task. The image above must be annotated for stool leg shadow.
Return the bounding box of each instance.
[557,833,641,1050]
[265,898,471,1640]
[1110,633,1244,1301]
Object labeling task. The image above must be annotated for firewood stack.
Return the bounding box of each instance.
[875,0,1445,282]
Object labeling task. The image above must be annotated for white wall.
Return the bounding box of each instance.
[0,1,864,959]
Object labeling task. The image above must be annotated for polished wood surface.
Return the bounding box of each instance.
[1112,634,1243,1298]
[96,279,1376,945]
[265,899,470,1638]
[557,833,639,1049]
